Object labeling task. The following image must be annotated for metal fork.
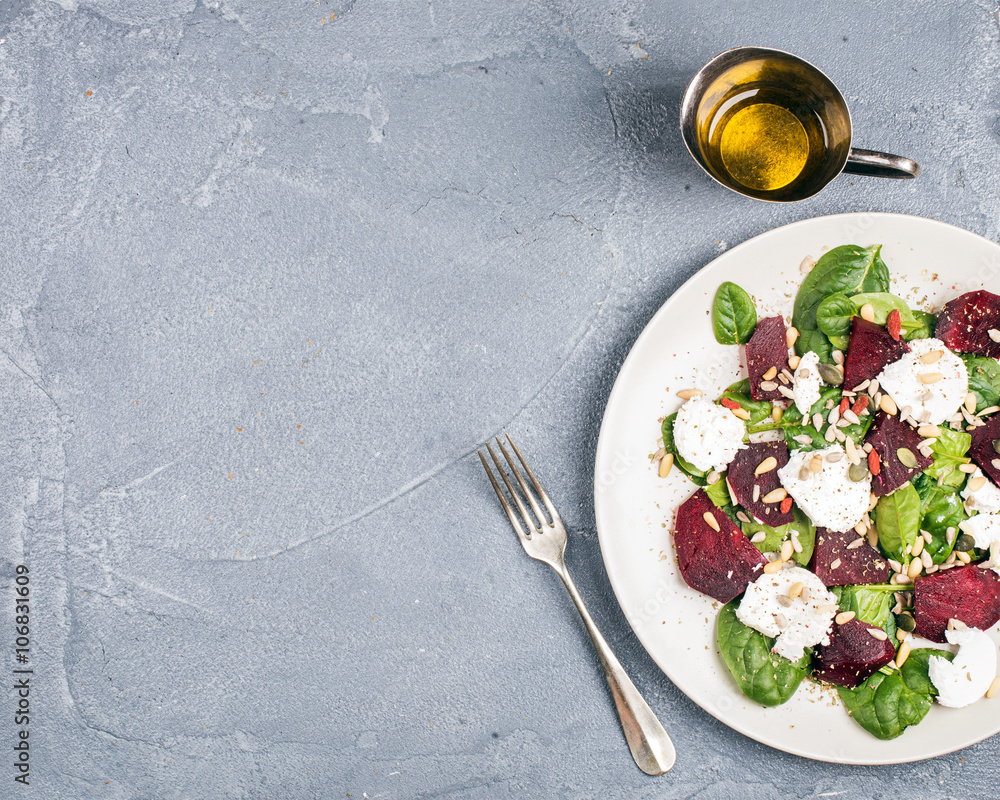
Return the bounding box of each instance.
[479,435,676,776]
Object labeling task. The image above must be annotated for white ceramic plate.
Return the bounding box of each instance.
[594,212,1000,764]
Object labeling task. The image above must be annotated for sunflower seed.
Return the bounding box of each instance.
[677,388,703,400]
[835,610,855,624]
[990,329,1000,343]
[920,350,944,364]
[703,511,720,531]
[658,454,674,477]
[762,488,787,504]
[868,628,889,641]
[754,457,778,475]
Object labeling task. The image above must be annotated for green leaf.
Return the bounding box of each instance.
[661,413,708,486]
[911,473,967,564]
[705,476,731,507]
[875,483,922,564]
[837,654,937,740]
[792,245,889,363]
[816,293,857,340]
[831,585,897,640]
[962,355,1000,413]
[851,292,922,328]
[720,379,773,426]
[904,310,936,341]
[902,648,953,696]
[713,282,758,345]
[741,507,816,566]
[717,600,809,707]
[925,428,972,488]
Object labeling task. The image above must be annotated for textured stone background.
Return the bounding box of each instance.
[2,0,999,797]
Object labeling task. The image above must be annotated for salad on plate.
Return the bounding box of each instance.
[656,243,1000,740]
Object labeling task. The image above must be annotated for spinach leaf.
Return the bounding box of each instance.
[904,309,937,341]
[713,282,758,345]
[705,475,731,507]
[815,292,856,350]
[831,585,897,640]
[792,244,890,363]
[902,648,953,696]
[717,600,809,707]
[874,483,922,564]
[837,648,948,739]
[661,413,707,486]
[925,428,972,488]
[720,379,773,426]
[962,355,1000,412]
[851,292,922,328]
[911,473,966,564]
[741,506,816,566]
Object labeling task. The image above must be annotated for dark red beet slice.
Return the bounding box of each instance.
[674,489,767,603]
[727,441,794,526]
[864,411,933,497]
[913,564,1000,643]
[812,618,896,687]
[745,316,790,402]
[936,290,1000,359]
[970,415,1000,486]
[810,528,891,587]
[842,317,909,392]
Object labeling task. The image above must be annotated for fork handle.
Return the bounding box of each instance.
[555,566,676,775]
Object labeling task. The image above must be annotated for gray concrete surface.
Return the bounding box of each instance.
[2,0,999,797]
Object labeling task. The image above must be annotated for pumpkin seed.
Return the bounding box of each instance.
[992,439,1000,456]
[816,362,844,386]
[848,463,869,482]
[954,532,976,552]
[896,612,916,632]
[896,448,919,469]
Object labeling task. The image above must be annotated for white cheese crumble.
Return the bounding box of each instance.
[962,469,1000,515]
[673,396,747,473]
[959,514,1000,551]
[792,351,822,415]
[876,338,969,426]
[929,627,998,709]
[736,566,837,662]
[777,444,871,532]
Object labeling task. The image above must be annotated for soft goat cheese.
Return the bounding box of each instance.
[777,444,871,532]
[792,351,822,415]
[929,627,998,709]
[736,566,837,662]
[962,468,1000,515]
[959,514,1000,565]
[876,338,968,426]
[673,397,747,473]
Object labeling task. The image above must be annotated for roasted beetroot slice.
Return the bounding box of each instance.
[745,316,790,401]
[810,528,891,587]
[864,411,933,497]
[674,489,767,603]
[936,290,1000,358]
[913,564,1000,643]
[842,317,909,392]
[727,441,794,526]
[812,618,896,687]
[970,415,1000,486]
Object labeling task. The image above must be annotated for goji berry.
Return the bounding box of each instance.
[887,309,902,341]
[719,397,741,410]
[868,449,881,476]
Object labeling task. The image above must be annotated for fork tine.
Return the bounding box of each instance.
[494,436,550,529]
[485,441,539,535]
[504,434,561,525]
[478,450,530,543]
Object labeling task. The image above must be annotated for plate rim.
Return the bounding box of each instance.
[593,211,1000,764]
